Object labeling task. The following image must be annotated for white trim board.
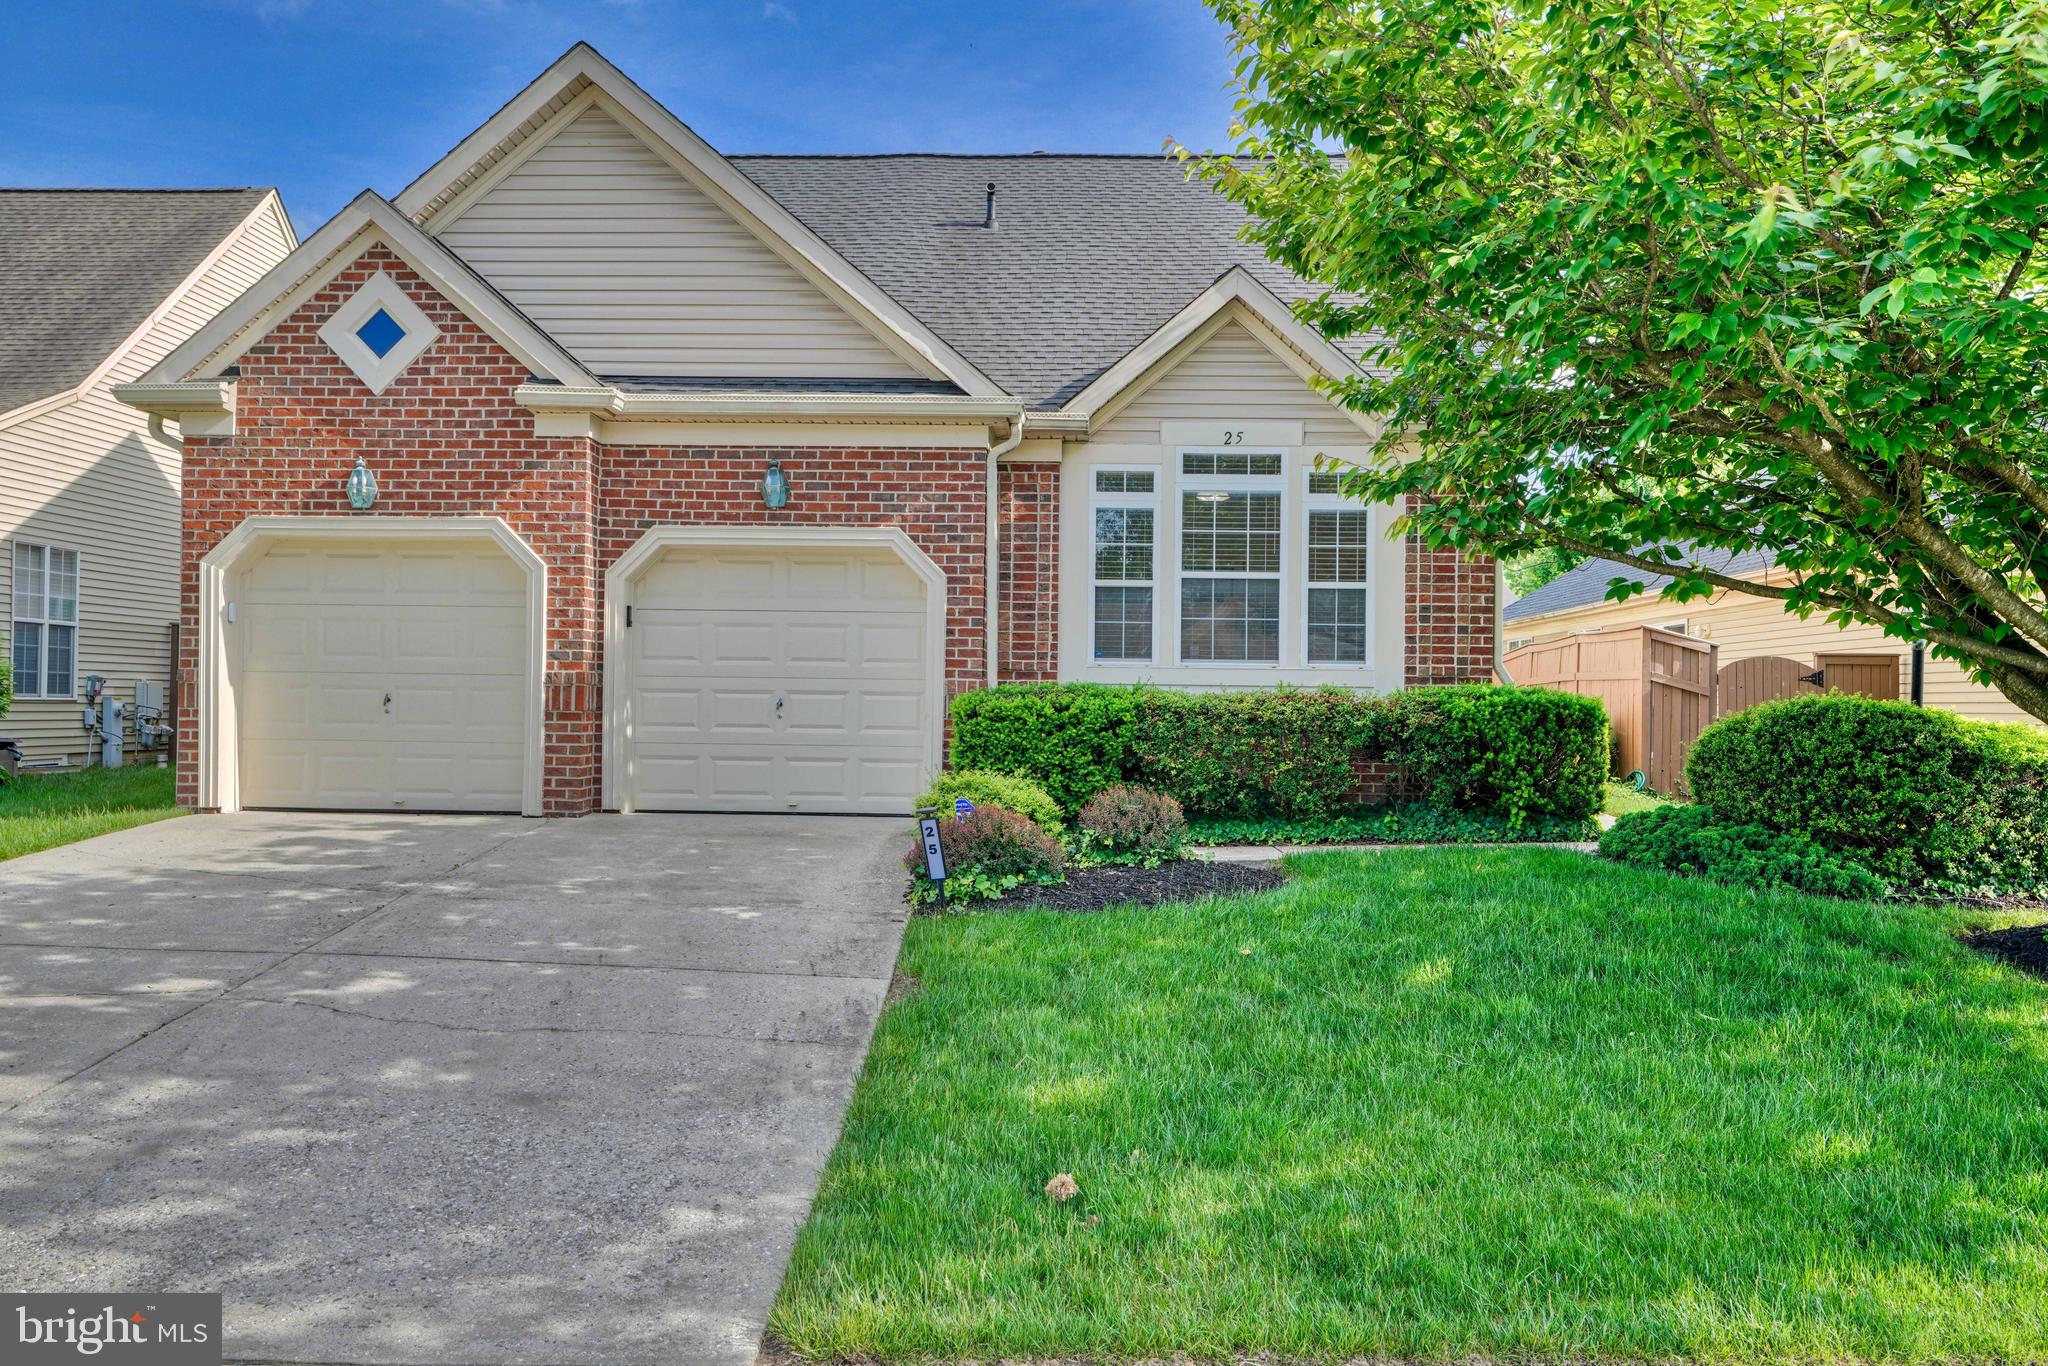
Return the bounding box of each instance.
[195,516,548,817]
[601,524,947,813]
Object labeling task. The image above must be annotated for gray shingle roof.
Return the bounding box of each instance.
[728,155,1364,408]
[0,188,269,415]
[1503,546,1780,622]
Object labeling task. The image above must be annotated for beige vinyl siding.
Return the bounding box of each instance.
[1506,572,2038,727]
[0,202,293,766]
[1095,319,1365,447]
[436,104,924,379]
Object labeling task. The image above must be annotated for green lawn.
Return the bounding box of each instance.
[1605,778,1678,816]
[0,764,181,861]
[773,848,2048,1363]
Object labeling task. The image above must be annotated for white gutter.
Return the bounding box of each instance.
[985,414,1028,686]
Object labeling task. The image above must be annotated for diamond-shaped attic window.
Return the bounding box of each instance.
[354,308,406,359]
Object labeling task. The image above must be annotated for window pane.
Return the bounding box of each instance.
[11,621,40,694]
[44,623,74,697]
[47,549,78,621]
[1180,577,1280,662]
[1308,510,1370,584]
[1182,492,1280,578]
[1093,586,1154,661]
[1094,469,1155,494]
[1093,507,1154,581]
[1180,451,1282,478]
[1308,470,1344,495]
[13,543,43,620]
[1308,586,1369,663]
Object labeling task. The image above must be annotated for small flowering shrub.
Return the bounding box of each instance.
[904,804,1066,906]
[1075,784,1188,866]
[914,769,1064,838]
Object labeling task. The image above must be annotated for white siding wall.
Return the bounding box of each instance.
[0,203,293,766]
[436,104,924,379]
[1506,579,2039,727]
[1095,319,1368,447]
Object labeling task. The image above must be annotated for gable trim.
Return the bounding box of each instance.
[1,191,296,433]
[394,43,1007,398]
[1066,266,1375,436]
[133,191,598,390]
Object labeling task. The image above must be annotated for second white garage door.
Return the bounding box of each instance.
[234,536,529,811]
[622,544,933,814]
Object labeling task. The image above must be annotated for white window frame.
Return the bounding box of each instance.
[316,270,442,395]
[1302,467,1374,669]
[1174,448,1287,667]
[10,541,81,700]
[1088,466,1160,664]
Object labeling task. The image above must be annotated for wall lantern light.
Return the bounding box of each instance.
[761,458,791,510]
[346,456,379,510]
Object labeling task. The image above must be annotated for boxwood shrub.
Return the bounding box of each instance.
[1687,695,2048,895]
[948,682,1608,825]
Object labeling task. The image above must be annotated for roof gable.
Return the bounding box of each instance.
[397,44,1004,397]
[433,96,930,381]
[1067,267,1375,437]
[136,191,597,389]
[0,188,277,417]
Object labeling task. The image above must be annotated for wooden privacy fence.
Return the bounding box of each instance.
[1504,626,1716,795]
[1716,651,1901,714]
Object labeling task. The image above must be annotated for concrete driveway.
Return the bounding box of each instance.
[0,811,910,1365]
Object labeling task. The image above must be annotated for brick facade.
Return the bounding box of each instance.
[995,460,1059,682]
[177,246,1497,816]
[1404,500,1499,687]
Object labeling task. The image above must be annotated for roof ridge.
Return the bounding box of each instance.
[727,152,1211,161]
[0,186,271,194]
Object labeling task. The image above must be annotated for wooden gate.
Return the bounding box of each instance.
[1715,652,1901,716]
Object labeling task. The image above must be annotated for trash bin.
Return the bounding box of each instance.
[0,738,19,782]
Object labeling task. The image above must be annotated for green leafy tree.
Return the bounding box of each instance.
[1188,0,2048,721]
[1506,546,1587,599]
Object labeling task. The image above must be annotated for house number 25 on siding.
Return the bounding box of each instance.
[1220,429,1247,445]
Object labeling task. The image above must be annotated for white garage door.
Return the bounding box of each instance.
[623,544,931,814]
[234,537,528,811]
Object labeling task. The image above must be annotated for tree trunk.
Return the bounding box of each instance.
[1988,666,2048,726]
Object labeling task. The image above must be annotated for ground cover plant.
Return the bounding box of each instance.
[1600,803,1889,901]
[0,765,180,861]
[1190,803,1596,847]
[775,847,2048,1362]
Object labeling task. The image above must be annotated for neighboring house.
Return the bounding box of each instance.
[1504,549,2038,727]
[117,44,1497,819]
[1,188,296,768]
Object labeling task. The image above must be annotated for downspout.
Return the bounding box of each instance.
[986,413,1028,686]
[144,413,182,453]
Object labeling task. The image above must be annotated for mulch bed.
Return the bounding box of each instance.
[941,858,1290,915]
[1962,923,2048,980]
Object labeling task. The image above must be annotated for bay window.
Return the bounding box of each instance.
[1305,470,1370,663]
[1179,451,1282,663]
[1091,468,1157,661]
[11,542,79,699]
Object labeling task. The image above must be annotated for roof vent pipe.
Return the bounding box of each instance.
[984,181,996,229]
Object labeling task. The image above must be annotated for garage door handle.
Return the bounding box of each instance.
[775,696,784,716]
[383,692,392,713]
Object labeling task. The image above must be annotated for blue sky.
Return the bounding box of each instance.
[0,1,1243,234]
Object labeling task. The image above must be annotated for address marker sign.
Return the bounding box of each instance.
[918,813,947,884]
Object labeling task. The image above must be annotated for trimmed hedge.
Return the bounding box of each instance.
[950,684,1140,814]
[915,769,1064,838]
[1687,695,2048,895]
[1600,804,1890,901]
[950,683,1608,825]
